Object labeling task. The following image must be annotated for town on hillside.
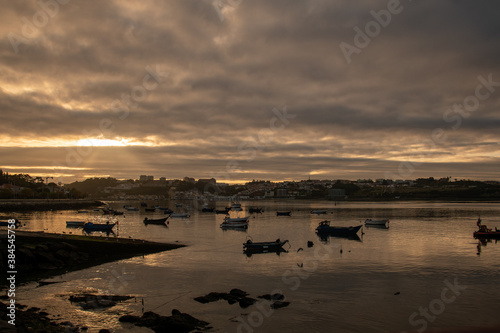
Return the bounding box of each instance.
[2,170,500,202]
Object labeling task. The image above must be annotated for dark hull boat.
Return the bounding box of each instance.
[143,217,168,225]
[276,211,291,216]
[243,239,289,254]
[83,222,116,232]
[145,208,156,212]
[315,221,362,236]
[473,219,500,239]
[474,231,500,239]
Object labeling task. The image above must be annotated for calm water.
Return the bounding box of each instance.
[9,200,500,332]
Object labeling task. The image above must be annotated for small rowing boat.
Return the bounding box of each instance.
[143,217,168,225]
[83,222,115,231]
[315,221,362,236]
[311,210,328,214]
[364,219,389,226]
[243,238,289,255]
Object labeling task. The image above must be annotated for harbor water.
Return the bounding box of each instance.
[9,200,500,332]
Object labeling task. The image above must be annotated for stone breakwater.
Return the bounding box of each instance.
[0,199,104,212]
[0,231,184,286]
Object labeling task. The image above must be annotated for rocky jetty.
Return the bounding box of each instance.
[0,230,184,287]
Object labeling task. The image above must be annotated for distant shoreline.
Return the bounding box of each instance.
[0,199,104,212]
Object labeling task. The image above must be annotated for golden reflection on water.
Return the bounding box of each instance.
[11,200,500,332]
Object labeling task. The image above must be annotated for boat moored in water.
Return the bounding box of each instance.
[474,219,500,239]
[243,238,290,255]
[66,221,86,227]
[365,219,389,226]
[83,222,116,232]
[315,220,362,236]
[143,217,168,225]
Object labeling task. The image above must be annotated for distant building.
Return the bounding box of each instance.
[139,175,148,181]
[159,177,167,182]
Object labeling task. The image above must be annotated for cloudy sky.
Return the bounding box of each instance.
[1,0,500,184]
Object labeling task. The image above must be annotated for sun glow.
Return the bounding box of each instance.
[75,138,129,147]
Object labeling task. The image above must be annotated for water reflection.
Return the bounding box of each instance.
[11,200,500,333]
[476,238,499,255]
[316,232,362,243]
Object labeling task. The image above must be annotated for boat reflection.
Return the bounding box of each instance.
[316,232,362,243]
[221,226,248,232]
[83,229,116,237]
[364,224,389,230]
[476,238,498,255]
[243,248,288,257]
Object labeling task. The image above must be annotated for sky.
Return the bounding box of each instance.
[1,0,500,184]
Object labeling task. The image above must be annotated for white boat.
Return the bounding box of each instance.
[311,210,328,214]
[364,219,389,226]
[170,213,190,218]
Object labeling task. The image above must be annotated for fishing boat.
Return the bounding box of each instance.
[143,217,168,225]
[474,219,500,239]
[66,221,85,227]
[220,221,248,229]
[83,222,116,232]
[249,207,263,214]
[170,213,190,218]
[364,219,389,226]
[145,208,156,212]
[243,238,289,254]
[276,211,291,216]
[315,220,362,235]
[202,207,215,212]
[311,210,328,214]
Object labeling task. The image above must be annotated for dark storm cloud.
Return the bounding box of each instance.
[1,0,500,182]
